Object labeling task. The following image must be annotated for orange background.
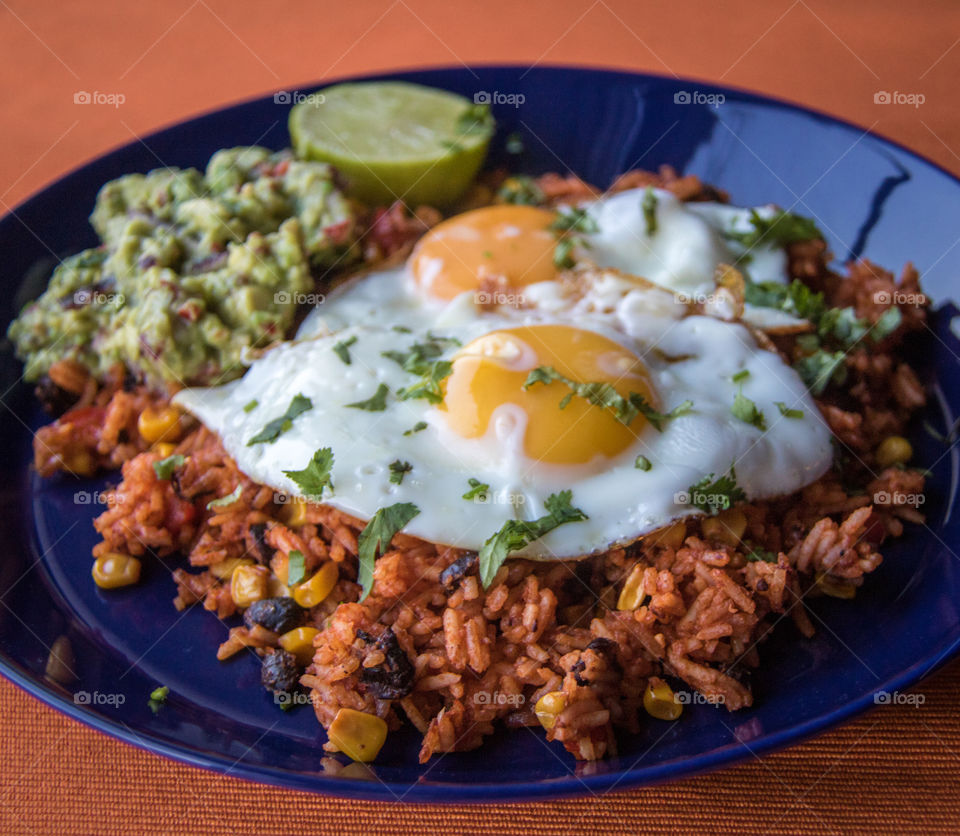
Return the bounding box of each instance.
[2,1,959,833]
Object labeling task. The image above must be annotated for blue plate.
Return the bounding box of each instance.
[1,65,959,803]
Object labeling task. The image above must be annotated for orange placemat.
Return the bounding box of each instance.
[2,1,960,832]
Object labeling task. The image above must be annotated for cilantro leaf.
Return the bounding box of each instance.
[498,175,544,206]
[247,394,313,445]
[793,349,848,396]
[388,460,412,485]
[731,369,750,383]
[775,401,804,419]
[642,187,658,236]
[397,360,452,404]
[523,365,691,431]
[403,421,428,436]
[153,454,185,480]
[333,335,358,365]
[287,550,306,586]
[462,477,490,500]
[478,491,588,588]
[206,485,243,510]
[283,447,334,501]
[346,383,389,411]
[686,467,746,516]
[357,503,421,600]
[635,455,652,471]
[243,399,258,413]
[724,208,823,249]
[731,389,766,430]
[549,207,599,235]
[553,236,577,268]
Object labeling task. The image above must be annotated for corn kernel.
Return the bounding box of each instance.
[876,435,912,468]
[816,574,857,599]
[209,556,254,580]
[617,565,647,612]
[137,406,182,444]
[279,626,320,666]
[648,520,686,549]
[293,561,338,608]
[152,442,177,458]
[62,449,96,477]
[230,564,268,608]
[534,691,567,730]
[267,576,291,598]
[281,497,308,528]
[92,553,141,589]
[643,679,682,721]
[701,507,747,546]
[327,708,388,763]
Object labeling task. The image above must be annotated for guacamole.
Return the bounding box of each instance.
[8,147,357,387]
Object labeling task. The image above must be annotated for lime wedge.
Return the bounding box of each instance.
[289,81,494,208]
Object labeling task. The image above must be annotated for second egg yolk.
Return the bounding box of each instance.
[410,205,560,301]
[440,324,657,465]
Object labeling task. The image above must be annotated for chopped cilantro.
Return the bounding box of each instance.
[553,236,577,268]
[731,389,766,430]
[153,454,185,480]
[397,360,453,404]
[505,132,525,154]
[392,325,412,334]
[388,460,412,485]
[793,349,848,396]
[247,394,313,445]
[498,175,544,206]
[404,421,428,436]
[549,207,599,235]
[686,467,746,516]
[357,503,421,600]
[724,208,823,249]
[462,477,490,500]
[642,187,658,236]
[283,447,334,501]
[333,335,358,365]
[346,383,390,411]
[478,491,588,588]
[775,401,804,419]
[731,369,750,383]
[635,455,652,471]
[523,365,692,430]
[243,399,258,413]
[287,550,306,586]
[148,685,169,713]
[206,485,243,509]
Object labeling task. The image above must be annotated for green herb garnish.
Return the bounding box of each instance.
[523,365,692,430]
[283,447,334,501]
[505,132,525,155]
[642,187,658,236]
[356,503,421,600]
[793,349,848,396]
[206,485,243,510]
[148,685,169,714]
[404,421,428,436]
[731,369,750,383]
[153,454,185,480]
[724,208,823,249]
[549,206,598,268]
[775,401,804,419]
[498,175,545,206]
[462,477,490,500]
[333,335,358,365]
[744,547,778,563]
[346,383,390,411]
[243,399,258,413]
[478,491,588,588]
[397,360,452,404]
[731,389,766,431]
[388,460,412,485]
[686,467,746,516]
[287,550,306,586]
[635,455,652,471]
[247,394,313,445]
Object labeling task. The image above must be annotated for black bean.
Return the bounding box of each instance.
[249,523,273,564]
[586,637,622,672]
[439,552,479,591]
[243,597,304,635]
[34,376,79,417]
[261,648,300,694]
[359,628,414,699]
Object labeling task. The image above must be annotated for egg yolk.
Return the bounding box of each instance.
[440,325,657,465]
[410,205,560,301]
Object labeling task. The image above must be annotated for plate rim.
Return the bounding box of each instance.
[2,62,959,803]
